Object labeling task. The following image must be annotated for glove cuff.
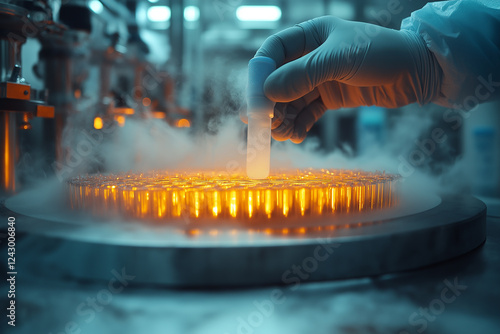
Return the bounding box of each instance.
[400,30,443,106]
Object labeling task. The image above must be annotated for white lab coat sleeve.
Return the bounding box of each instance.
[401,0,500,109]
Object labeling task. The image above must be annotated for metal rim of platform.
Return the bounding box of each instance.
[1,195,487,287]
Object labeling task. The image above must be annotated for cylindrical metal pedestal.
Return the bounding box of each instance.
[2,193,486,287]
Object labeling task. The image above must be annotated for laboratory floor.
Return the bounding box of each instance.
[1,207,499,334]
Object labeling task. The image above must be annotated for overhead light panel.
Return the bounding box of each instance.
[147,6,171,22]
[89,0,103,14]
[236,6,281,22]
[184,6,200,22]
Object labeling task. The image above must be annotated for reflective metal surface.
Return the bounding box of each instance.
[0,39,22,83]
[3,192,486,287]
[0,1,55,195]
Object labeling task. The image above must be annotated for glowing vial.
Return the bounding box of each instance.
[246,56,276,179]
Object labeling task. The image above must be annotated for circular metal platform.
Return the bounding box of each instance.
[1,187,486,287]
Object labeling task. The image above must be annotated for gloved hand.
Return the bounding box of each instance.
[242,16,442,143]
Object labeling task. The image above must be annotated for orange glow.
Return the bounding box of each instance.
[115,115,126,127]
[142,97,151,107]
[94,117,103,130]
[248,191,253,218]
[68,170,398,226]
[176,118,190,128]
[188,229,200,236]
[194,191,200,217]
[212,191,220,217]
[2,112,15,192]
[229,190,237,217]
[150,111,166,119]
[74,89,81,99]
[113,108,135,115]
[299,188,306,216]
[36,105,55,118]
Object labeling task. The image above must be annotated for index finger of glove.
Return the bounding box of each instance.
[255,26,306,68]
[255,18,327,68]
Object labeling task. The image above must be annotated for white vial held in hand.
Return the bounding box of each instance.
[246,56,276,179]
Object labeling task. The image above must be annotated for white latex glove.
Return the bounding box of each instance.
[244,16,442,143]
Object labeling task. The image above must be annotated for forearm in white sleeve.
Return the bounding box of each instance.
[401,0,500,109]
